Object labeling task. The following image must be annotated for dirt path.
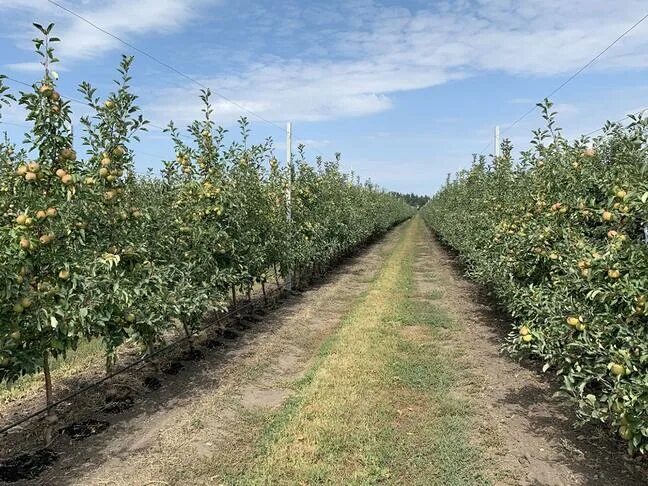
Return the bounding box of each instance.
[223,216,645,485]
[412,219,646,485]
[10,217,646,485]
[19,223,405,486]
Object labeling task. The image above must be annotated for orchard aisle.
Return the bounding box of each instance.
[28,217,644,485]
[228,216,644,486]
[409,219,645,485]
[28,220,406,486]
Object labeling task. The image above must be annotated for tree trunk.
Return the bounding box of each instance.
[43,351,56,445]
[273,263,280,287]
[43,351,53,409]
[105,354,114,375]
[147,343,159,372]
[183,320,194,351]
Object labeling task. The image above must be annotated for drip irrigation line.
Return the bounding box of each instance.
[0,282,286,436]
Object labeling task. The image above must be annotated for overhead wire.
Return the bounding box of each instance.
[583,106,648,137]
[2,74,324,176]
[480,11,648,155]
[4,75,187,143]
[47,0,288,135]
[46,0,331,162]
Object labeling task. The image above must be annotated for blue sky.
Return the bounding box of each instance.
[1,0,648,195]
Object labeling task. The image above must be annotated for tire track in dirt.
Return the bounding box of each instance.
[413,221,645,485]
[23,224,406,486]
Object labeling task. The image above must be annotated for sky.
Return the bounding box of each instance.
[1,0,648,195]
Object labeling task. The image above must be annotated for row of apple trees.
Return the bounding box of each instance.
[0,25,414,408]
[422,100,648,453]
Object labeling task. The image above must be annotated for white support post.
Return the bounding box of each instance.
[285,122,293,291]
[494,125,500,158]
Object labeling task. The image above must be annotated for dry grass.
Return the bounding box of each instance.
[234,217,488,485]
[0,338,104,404]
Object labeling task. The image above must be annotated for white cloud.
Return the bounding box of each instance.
[509,98,535,105]
[295,139,330,149]
[273,138,331,152]
[553,103,579,115]
[0,103,29,126]
[0,0,219,60]
[137,0,648,125]
[142,62,405,126]
[55,0,210,60]
[4,0,648,127]
[0,0,44,9]
[4,62,44,72]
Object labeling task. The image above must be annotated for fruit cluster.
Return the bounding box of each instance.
[422,100,648,453]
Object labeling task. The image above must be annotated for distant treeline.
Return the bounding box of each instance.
[390,192,430,208]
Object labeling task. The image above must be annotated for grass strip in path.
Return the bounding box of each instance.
[236,217,488,485]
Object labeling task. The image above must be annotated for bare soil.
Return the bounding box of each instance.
[0,286,276,460]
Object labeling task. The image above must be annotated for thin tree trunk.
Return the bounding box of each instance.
[43,351,53,409]
[261,281,267,305]
[147,343,159,372]
[273,263,280,287]
[183,320,194,351]
[105,354,114,375]
[43,351,56,445]
[232,284,240,323]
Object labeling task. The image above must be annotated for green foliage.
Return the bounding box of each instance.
[422,99,648,454]
[0,27,414,396]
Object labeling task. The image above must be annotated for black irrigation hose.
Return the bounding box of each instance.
[0,222,410,437]
[0,283,287,436]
